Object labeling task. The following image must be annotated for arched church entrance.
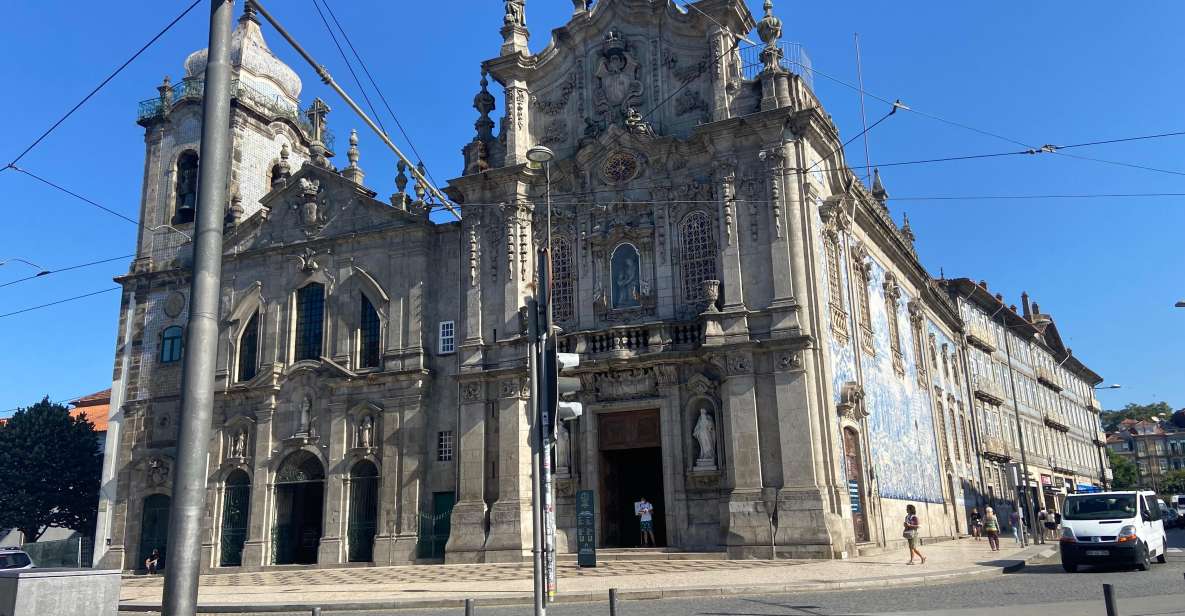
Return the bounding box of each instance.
[843,428,871,542]
[219,470,251,567]
[138,494,170,572]
[598,409,666,548]
[272,451,324,565]
[346,460,378,562]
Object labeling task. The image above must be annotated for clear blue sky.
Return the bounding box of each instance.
[0,1,1181,415]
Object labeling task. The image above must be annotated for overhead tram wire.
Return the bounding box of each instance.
[309,0,388,136]
[0,254,135,289]
[2,0,203,173]
[0,287,120,320]
[318,0,439,187]
[9,166,139,226]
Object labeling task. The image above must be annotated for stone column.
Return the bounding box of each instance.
[502,82,531,166]
[380,388,426,563]
[241,405,274,567]
[483,374,534,562]
[655,365,688,548]
[371,398,403,564]
[717,351,768,558]
[446,379,489,563]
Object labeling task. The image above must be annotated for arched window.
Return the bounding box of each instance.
[174,151,199,225]
[823,230,848,344]
[358,295,381,369]
[160,326,183,363]
[294,283,325,361]
[851,253,874,356]
[551,237,574,323]
[237,313,259,382]
[883,278,903,375]
[679,211,717,305]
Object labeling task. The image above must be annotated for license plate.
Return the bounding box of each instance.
[1085,550,1109,556]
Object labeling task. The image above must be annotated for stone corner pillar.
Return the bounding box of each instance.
[445,380,490,564]
[716,350,768,557]
[482,374,534,563]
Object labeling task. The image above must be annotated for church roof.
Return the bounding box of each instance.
[184,7,301,102]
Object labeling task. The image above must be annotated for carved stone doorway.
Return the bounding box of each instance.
[843,428,871,543]
[598,409,665,548]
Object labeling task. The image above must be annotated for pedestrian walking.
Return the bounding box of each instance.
[903,504,926,565]
[636,496,657,547]
[983,507,1001,551]
[1043,508,1059,541]
[1009,509,1023,546]
[1036,507,1048,544]
[969,508,983,540]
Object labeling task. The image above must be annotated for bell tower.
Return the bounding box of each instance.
[132,5,316,271]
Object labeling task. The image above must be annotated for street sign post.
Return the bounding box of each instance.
[577,490,596,568]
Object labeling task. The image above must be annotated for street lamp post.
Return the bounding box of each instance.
[1092,385,1120,491]
[999,321,1042,545]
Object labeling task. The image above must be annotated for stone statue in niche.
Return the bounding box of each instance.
[611,244,641,309]
[594,30,643,126]
[692,406,717,470]
[358,415,374,448]
[556,421,572,476]
[297,396,318,437]
[231,428,247,458]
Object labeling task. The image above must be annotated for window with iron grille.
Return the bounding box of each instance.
[437,430,455,462]
[359,295,381,369]
[679,211,717,305]
[160,325,183,363]
[237,312,258,381]
[852,257,873,355]
[552,237,575,323]
[438,321,455,355]
[294,283,325,361]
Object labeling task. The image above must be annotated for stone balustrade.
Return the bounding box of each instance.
[557,320,703,359]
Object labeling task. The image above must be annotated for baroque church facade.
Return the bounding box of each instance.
[94,0,1091,572]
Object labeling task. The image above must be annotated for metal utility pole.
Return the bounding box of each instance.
[161,1,234,614]
[525,298,545,616]
[1001,327,1040,546]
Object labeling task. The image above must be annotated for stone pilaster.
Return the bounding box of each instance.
[706,160,749,344]
[717,351,768,558]
[483,374,533,562]
[761,141,801,336]
[316,400,348,565]
[502,82,531,166]
[241,405,274,567]
[446,379,489,563]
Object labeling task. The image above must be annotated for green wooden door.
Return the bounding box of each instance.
[219,471,251,566]
[417,492,455,559]
[139,494,170,571]
[347,461,379,562]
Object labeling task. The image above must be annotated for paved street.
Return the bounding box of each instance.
[122,530,1185,615]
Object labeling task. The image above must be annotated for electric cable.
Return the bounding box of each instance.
[9,165,138,226]
[0,254,135,289]
[310,0,388,136]
[0,287,120,320]
[2,0,203,172]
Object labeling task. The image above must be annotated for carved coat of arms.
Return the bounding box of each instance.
[594,31,644,125]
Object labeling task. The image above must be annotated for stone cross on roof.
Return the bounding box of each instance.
[305,97,331,144]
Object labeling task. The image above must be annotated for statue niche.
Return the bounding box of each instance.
[593,30,644,127]
[611,243,642,309]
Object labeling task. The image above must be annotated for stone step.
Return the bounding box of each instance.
[557,548,726,562]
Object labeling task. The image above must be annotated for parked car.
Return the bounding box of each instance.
[1059,490,1168,573]
[1160,505,1180,529]
[0,548,34,570]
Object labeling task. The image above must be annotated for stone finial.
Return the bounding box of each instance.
[572,0,588,14]
[271,143,292,189]
[157,75,174,101]
[757,0,784,72]
[900,213,915,244]
[871,167,888,206]
[305,98,333,169]
[391,160,409,209]
[473,70,496,141]
[240,2,259,24]
[226,192,244,226]
[343,129,365,185]
[500,0,529,56]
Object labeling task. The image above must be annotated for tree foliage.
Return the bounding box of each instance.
[1101,402,1176,432]
[1108,450,1138,490]
[1159,470,1185,496]
[0,397,102,542]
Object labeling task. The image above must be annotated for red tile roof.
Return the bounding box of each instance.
[69,389,111,433]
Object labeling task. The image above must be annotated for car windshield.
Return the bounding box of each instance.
[1064,494,1137,520]
[0,553,30,569]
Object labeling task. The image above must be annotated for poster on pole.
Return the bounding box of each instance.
[577,490,596,567]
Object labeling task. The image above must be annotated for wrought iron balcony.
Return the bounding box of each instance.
[557,320,703,359]
[972,374,1006,405]
[965,322,996,352]
[740,41,813,88]
[1036,365,1063,391]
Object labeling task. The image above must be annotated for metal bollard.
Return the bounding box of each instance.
[609,587,619,616]
[311,608,322,616]
[465,598,475,615]
[1102,583,1117,616]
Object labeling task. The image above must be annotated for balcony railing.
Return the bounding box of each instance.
[972,374,1006,405]
[1044,411,1070,432]
[1036,365,1063,391]
[965,322,996,352]
[981,437,1012,461]
[137,78,334,150]
[557,321,703,358]
[740,41,813,89]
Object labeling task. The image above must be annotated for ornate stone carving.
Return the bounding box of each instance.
[540,118,569,146]
[467,225,480,287]
[296,178,327,236]
[592,368,656,400]
[146,457,170,487]
[601,151,641,184]
[357,414,374,449]
[674,88,707,117]
[726,352,752,375]
[836,381,867,420]
[700,279,720,313]
[498,377,528,399]
[776,351,802,371]
[687,373,716,397]
[653,363,679,386]
[163,291,186,318]
[624,107,654,136]
[593,30,644,126]
[229,427,249,458]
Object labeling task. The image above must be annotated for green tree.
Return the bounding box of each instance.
[1101,402,1175,432]
[1159,469,1185,495]
[1108,450,1139,490]
[0,397,102,542]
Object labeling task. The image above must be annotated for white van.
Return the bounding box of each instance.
[1059,490,1167,573]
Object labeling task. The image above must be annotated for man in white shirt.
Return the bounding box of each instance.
[636,496,656,547]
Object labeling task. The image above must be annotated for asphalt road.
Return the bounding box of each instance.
[143,530,1185,616]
